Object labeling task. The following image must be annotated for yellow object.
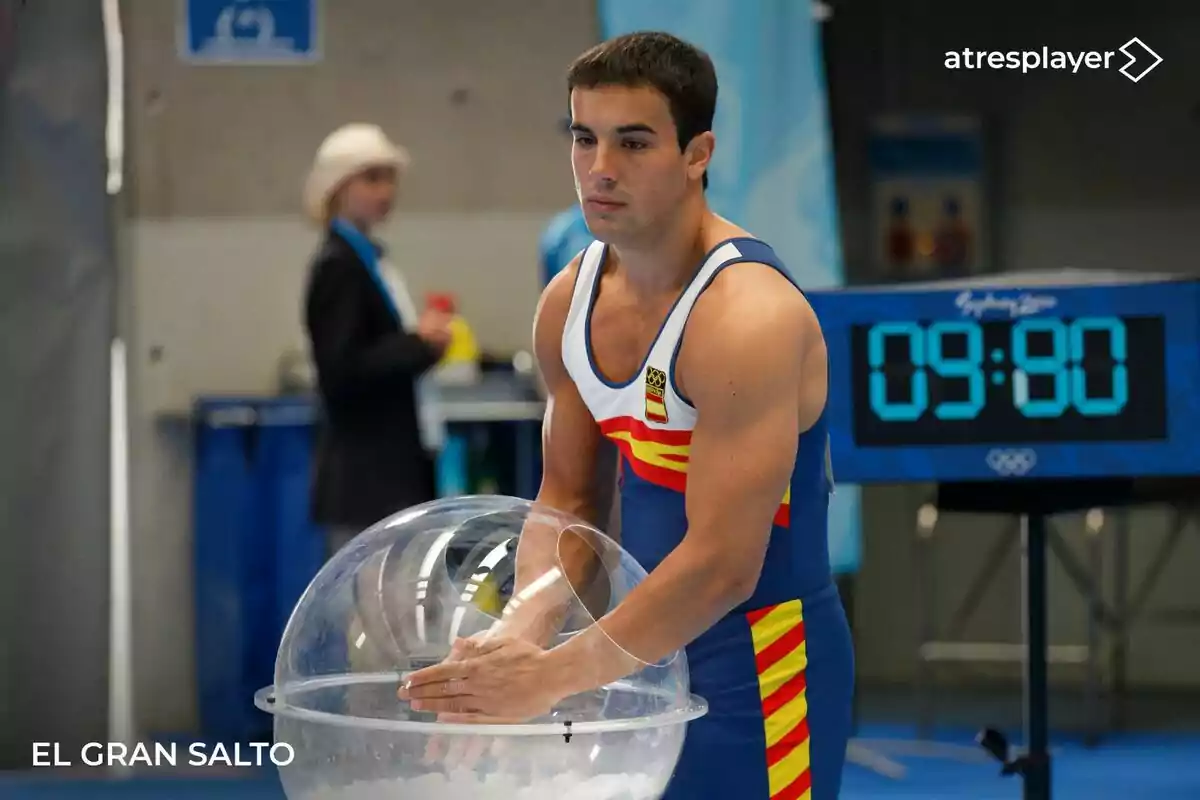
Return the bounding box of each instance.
[472,573,503,614]
[442,315,480,365]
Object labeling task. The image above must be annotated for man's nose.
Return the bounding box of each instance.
[590,142,618,183]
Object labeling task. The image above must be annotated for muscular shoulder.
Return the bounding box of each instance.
[692,263,820,357]
[678,263,822,403]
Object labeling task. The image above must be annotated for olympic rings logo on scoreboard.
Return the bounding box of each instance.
[986,448,1038,477]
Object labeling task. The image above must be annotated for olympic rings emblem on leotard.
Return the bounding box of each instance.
[985,448,1037,477]
[644,367,669,424]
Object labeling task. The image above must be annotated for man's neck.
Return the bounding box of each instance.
[612,194,710,297]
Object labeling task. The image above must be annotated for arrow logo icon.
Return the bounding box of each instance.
[1118,37,1161,82]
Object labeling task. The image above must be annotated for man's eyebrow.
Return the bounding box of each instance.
[568,123,658,136]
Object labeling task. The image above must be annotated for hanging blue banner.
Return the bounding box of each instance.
[597,0,861,575]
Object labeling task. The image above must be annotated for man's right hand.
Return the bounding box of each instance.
[417,309,454,351]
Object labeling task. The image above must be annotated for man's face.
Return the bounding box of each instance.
[569,85,709,245]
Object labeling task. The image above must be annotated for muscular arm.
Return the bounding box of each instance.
[541,265,823,692]
[528,265,619,535]
[490,262,619,644]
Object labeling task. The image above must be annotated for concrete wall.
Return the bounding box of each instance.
[121,0,1200,737]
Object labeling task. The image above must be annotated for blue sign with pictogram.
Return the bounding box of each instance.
[180,0,320,65]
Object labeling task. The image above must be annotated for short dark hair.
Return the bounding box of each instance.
[567,32,717,188]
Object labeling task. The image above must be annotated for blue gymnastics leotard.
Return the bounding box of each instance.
[561,237,855,800]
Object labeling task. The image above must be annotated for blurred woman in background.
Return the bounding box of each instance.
[302,123,452,556]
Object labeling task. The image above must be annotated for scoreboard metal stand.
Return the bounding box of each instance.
[927,480,1128,798]
[914,483,1200,749]
[913,499,1108,749]
[807,270,1200,800]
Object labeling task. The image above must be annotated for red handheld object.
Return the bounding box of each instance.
[426,292,457,314]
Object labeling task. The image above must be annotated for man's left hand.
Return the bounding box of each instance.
[398,636,564,722]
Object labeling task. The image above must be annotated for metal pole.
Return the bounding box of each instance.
[1022,513,1052,799]
[104,0,135,770]
[915,503,938,738]
[1084,509,1103,747]
[1112,511,1129,730]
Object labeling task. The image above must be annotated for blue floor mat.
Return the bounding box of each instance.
[841,725,1200,799]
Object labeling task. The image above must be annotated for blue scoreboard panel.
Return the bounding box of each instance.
[807,271,1200,483]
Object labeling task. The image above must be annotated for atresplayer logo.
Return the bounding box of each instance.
[1117,37,1162,83]
[943,37,1161,83]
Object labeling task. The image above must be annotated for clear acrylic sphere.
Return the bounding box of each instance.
[256,495,706,800]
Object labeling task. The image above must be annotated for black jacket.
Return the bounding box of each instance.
[303,229,440,529]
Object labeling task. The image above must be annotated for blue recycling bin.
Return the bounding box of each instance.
[192,396,327,745]
[256,398,327,637]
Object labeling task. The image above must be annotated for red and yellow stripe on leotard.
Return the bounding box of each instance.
[599,416,791,526]
[749,599,811,800]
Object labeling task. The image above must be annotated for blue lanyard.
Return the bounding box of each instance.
[331,218,401,323]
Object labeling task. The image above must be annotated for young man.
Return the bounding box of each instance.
[402,32,854,799]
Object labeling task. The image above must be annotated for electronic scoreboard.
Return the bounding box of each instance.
[808,271,1200,483]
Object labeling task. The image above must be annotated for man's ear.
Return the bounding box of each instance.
[684,131,716,183]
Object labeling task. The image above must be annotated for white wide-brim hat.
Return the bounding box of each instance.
[303,123,410,225]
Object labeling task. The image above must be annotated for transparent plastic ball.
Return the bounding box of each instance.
[256,495,707,800]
